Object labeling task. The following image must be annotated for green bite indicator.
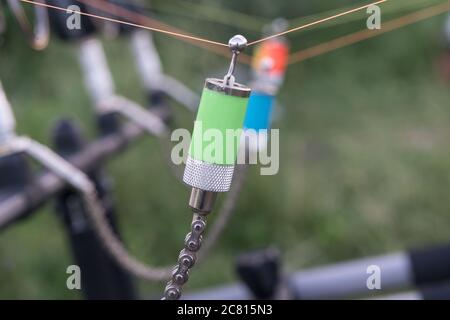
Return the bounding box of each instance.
[183,35,251,213]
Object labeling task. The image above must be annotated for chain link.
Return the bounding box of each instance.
[163,213,209,300]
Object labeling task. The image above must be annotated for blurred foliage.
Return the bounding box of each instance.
[1,0,450,298]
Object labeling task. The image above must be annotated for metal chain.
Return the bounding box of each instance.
[162,164,248,300]
[163,213,209,300]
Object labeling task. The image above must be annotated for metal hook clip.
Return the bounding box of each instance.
[224,35,247,86]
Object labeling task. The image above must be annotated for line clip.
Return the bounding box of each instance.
[224,35,247,86]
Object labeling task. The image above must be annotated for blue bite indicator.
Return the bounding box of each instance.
[243,91,275,131]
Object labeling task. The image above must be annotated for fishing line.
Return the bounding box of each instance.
[287,0,437,34]
[152,0,266,32]
[247,0,389,46]
[19,0,228,47]
[19,0,389,55]
[288,0,450,64]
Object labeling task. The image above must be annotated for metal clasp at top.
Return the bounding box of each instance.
[223,35,248,87]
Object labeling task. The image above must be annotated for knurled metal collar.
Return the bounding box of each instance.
[183,156,235,192]
[205,78,251,98]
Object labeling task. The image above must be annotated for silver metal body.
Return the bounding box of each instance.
[189,188,217,213]
[183,156,236,193]
[224,35,247,86]
[205,78,251,98]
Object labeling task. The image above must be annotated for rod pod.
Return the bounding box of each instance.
[53,119,136,299]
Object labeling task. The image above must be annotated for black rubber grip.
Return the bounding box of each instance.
[409,243,450,286]
[235,248,281,299]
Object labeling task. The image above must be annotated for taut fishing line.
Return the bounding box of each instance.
[19,0,389,52]
[288,1,450,64]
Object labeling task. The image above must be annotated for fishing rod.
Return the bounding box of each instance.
[6,0,50,50]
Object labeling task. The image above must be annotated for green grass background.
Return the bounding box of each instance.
[1,0,450,298]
